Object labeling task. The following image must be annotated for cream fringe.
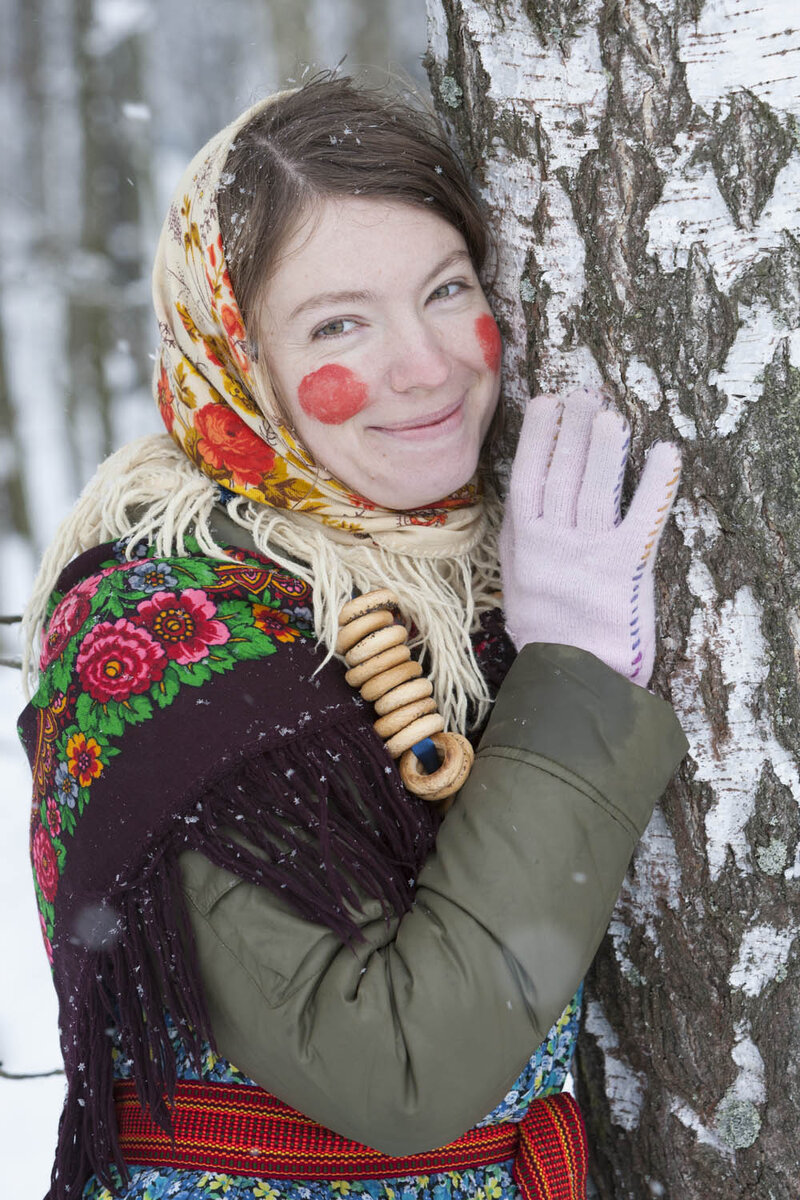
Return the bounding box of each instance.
[23,435,503,734]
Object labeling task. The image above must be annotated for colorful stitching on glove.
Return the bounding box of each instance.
[612,430,630,527]
[627,459,681,679]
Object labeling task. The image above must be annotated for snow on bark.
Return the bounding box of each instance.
[729,924,797,998]
[670,558,800,882]
[427,0,800,1194]
[583,998,647,1133]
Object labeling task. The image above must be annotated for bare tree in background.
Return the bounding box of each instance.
[426,1,800,1196]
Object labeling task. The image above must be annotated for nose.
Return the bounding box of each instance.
[385,320,452,394]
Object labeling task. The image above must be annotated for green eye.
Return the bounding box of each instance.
[428,280,467,302]
[314,318,356,339]
[318,320,345,337]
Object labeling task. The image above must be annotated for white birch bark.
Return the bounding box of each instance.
[426,1,800,1195]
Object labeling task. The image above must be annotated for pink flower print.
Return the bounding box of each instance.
[134,589,230,664]
[32,824,59,904]
[40,577,100,668]
[46,797,61,837]
[76,619,168,703]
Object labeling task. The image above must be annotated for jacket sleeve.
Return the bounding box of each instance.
[179,642,688,1155]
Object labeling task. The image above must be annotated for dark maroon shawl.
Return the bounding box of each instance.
[18,533,514,1200]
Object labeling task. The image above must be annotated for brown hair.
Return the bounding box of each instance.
[217,73,492,357]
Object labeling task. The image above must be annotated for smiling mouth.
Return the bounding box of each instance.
[371,399,464,436]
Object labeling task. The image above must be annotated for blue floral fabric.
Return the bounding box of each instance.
[83,987,581,1200]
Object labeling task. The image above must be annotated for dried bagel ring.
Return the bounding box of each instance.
[345,624,407,667]
[335,609,394,655]
[373,696,437,740]
[373,676,433,715]
[359,659,423,702]
[344,644,411,688]
[384,713,444,759]
[336,592,475,803]
[399,732,474,801]
[338,588,400,626]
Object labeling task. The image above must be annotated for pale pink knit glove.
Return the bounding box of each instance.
[499,388,681,686]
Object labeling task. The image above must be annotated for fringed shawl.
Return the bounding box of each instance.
[18,87,512,1200]
[19,535,519,1200]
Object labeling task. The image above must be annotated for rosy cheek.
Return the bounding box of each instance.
[297,364,369,425]
[475,313,502,373]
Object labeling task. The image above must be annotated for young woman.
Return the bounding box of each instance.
[20,76,687,1200]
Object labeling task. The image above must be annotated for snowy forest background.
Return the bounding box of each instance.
[4,0,800,1196]
[0,1,427,1192]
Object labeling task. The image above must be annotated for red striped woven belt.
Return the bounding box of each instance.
[115,1080,587,1200]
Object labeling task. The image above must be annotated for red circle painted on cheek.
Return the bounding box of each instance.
[475,313,502,373]
[297,364,369,425]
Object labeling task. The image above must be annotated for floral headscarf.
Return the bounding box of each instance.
[151,96,485,548]
[23,94,500,734]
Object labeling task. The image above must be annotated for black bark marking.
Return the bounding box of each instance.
[700,91,795,231]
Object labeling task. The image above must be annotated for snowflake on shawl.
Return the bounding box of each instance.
[25,538,314,963]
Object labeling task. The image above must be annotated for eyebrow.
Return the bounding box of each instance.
[289,288,375,322]
[287,249,473,322]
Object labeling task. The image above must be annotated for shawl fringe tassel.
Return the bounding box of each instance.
[49,719,438,1200]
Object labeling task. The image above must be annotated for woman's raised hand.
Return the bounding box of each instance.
[499,388,681,687]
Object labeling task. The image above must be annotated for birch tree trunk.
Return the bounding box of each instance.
[425,2,800,1196]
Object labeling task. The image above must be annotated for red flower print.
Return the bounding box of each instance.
[39,911,54,966]
[252,605,300,644]
[220,303,250,372]
[32,824,59,904]
[46,797,61,837]
[202,337,223,368]
[221,303,245,343]
[405,511,447,528]
[345,492,377,511]
[76,619,167,703]
[157,363,176,433]
[40,577,100,669]
[134,589,230,664]
[66,733,105,787]
[194,404,275,488]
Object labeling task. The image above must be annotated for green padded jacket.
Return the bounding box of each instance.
[178,640,688,1156]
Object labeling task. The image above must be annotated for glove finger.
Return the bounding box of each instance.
[507,393,563,524]
[620,441,682,562]
[542,387,607,525]
[576,409,631,531]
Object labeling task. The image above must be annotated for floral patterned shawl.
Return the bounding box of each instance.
[21,533,476,1200]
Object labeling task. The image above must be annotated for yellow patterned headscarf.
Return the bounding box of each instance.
[151,96,484,550]
[24,95,500,730]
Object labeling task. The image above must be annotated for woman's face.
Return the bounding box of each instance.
[257,197,501,510]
